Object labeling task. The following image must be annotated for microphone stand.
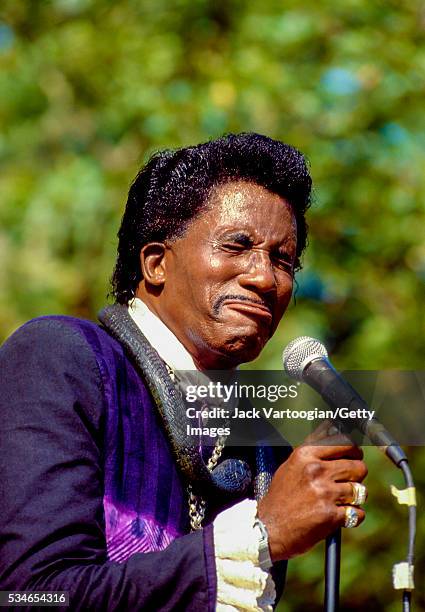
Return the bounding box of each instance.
[325,529,341,611]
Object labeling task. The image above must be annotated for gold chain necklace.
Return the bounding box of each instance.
[188,433,227,530]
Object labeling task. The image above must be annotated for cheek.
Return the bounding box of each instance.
[181,255,224,310]
[208,252,229,273]
[208,251,246,276]
[276,277,294,310]
[196,254,238,313]
[202,253,236,287]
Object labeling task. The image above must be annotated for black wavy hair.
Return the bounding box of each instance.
[112,132,312,304]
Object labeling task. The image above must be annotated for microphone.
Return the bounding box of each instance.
[282,336,407,467]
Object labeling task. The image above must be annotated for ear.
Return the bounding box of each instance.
[140,242,167,287]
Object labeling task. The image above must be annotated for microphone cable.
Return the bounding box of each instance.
[396,458,416,612]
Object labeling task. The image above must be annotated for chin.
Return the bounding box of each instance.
[220,332,267,365]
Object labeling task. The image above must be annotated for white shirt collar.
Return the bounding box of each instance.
[128,297,197,371]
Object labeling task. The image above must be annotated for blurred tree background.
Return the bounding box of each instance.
[0,0,424,609]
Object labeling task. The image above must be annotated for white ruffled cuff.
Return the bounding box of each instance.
[213,499,276,611]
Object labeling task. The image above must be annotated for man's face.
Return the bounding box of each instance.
[141,180,297,370]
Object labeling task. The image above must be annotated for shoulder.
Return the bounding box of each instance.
[1,312,149,393]
[0,317,104,428]
[1,315,119,360]
[1,314,93,365]
[0,314,153,421]
[0,315,119,394]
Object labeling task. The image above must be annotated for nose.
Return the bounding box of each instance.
[238,250,277,294]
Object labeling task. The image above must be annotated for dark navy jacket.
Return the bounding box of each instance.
[0,316,287,611]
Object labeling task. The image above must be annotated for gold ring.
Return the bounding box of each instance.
[344,506,359,528]
[350,482,367,506]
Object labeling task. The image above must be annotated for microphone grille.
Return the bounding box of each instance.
[282,336,328,380]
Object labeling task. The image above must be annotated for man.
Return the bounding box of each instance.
[0,133,367,610]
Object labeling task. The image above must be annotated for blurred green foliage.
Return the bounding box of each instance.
[0,0,424,609]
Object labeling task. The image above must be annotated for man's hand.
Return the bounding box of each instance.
[257,424,368,561]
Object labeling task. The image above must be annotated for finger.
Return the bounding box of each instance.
[302,420,350,444]
[334,482,368,506]
[302,440,364,461]
[329,459,368,483]
[337,505,366,529]
[303,420,335,443]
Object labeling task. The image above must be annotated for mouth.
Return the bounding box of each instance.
[222,298,273,322]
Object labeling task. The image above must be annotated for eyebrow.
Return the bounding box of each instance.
[218,228,297,260]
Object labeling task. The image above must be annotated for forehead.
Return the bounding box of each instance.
[197,180,296,239]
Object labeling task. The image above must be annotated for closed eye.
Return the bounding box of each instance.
[222,242,247,252]
[271,251,294,272]
[221,233,253,251]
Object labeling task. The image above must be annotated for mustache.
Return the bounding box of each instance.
[213,294,272,316]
